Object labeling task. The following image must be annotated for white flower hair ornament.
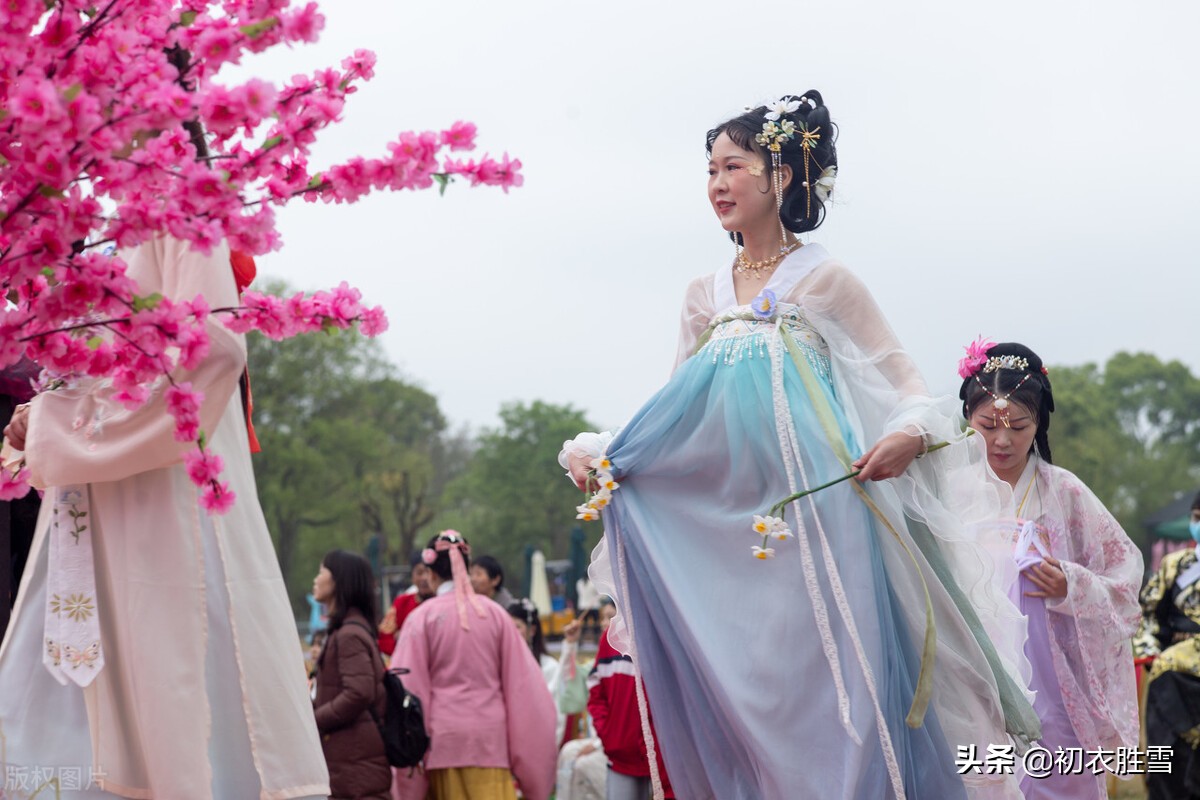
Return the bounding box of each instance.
[811,165,837,204]
[764,97,802,121]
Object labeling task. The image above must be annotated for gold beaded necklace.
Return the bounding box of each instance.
[734,240,800,279]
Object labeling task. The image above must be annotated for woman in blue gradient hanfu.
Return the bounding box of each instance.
[560,93,1040,800]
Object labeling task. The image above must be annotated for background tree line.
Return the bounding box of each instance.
[247,288,1200,614]
[246,282,600,615]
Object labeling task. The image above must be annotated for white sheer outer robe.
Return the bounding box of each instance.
[581,244,1039,799]
[0,238,329,799]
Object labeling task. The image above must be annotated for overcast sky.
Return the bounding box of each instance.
[243,0,1198,433]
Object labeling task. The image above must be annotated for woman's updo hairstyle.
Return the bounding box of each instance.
[423,531,471,582]
[959,342,1055,464]
[705,90,838,235]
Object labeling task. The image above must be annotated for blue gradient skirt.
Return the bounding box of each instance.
[599,331,968,800]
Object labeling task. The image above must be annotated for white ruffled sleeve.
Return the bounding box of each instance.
[557,431,616,473]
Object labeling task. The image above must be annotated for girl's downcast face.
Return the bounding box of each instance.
[968,402,1038,484]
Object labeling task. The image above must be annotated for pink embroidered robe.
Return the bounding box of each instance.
[390,591,557,800]
[1020,459,1143,751]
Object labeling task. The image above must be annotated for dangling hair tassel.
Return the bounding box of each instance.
[771,151,787,251]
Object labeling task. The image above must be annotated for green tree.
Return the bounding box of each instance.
[349,376,459,568]
[434,401,599,581]
[246,282,458,611]
[1050,352,1200,547]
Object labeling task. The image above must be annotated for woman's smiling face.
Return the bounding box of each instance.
[707,132,775,235]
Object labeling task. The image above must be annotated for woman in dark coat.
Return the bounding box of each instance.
[312,549,391,800]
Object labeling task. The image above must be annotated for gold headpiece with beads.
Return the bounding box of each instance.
[748,96,835,224]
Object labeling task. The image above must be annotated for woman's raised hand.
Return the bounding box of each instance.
[852,431,924,482]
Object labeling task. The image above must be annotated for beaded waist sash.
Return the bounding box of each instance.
[696,308,833,382]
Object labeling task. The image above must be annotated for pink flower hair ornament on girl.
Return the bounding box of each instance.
[0,1,523,512]
[957,335,997,379]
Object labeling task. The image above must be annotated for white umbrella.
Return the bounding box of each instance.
[529,549,552,619]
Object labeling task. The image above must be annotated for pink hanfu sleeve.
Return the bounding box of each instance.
[24,237,245,488]
[501,613,557,800]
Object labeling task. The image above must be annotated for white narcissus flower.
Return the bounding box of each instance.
[814,166,837,203]
[595,473,619,492]
[753,515,789,535]
[772,527,795,542]
[751,545,777,560]
[576,504,600,522]
[590,488,612,509]
[763,97,801,121]
[589,456,612,471]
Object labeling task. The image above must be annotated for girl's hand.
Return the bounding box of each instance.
[563,619,582,644]
[852,431,924,482]
[3,404,29,451]
[567,452,595,492]
[1023,556,1068,599]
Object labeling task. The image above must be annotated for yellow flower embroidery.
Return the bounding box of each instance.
[52,592,96,623]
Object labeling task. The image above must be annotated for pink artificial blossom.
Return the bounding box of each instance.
[958,335,996,379]
[166,383,204,441]
[185,449,225,485]
[199,480,236,514]
[341,49,376,81]
[0,467,32,502]
[113,383,151,410]
[441,121,477,151]
[1,0,517,514]
[358,305,388,336]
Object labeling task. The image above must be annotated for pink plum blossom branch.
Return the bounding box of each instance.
[0,0,521,512]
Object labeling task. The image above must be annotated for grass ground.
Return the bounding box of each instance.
[1113,778,1147,799]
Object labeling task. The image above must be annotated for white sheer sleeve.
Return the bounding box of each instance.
[673,275,715,373]
[787,261,936,443]
[788,258,1038,744]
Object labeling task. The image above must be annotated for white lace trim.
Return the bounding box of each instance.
[769,318,907,799]
[701,304,833,381]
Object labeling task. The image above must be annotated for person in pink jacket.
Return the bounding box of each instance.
[391,531,556,800]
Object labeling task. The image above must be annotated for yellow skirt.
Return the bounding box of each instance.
[428,767,518,800]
